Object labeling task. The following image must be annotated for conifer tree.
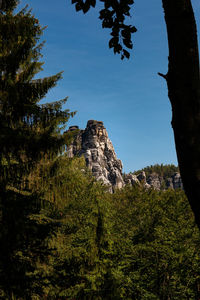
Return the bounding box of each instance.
[0,1,74,298]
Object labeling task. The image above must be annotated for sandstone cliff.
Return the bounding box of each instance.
[67,120,124,192]
[67,120,183,191]
[124,171,183,190]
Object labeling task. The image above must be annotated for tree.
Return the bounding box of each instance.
[24,154,120,299]
[0,1,74,298]
[71,0,200,229]
[161,0,200,229]
[109,186,200,299]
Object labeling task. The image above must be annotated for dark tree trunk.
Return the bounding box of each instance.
[162,0,200,228]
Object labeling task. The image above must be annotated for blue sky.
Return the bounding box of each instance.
[18,0,200,172]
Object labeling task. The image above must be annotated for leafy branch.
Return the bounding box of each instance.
[71,0,137,59]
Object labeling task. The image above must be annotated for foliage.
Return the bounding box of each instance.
[17,154,200,300]
[0,2,74,298]
[45,157,112,299]
[133,164,179,178]
[17,154,116,299]
[71,0,137,59]
[108,186,200,299]
[0,0,19,12]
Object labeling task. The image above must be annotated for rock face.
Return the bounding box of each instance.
[67,120,183,192]
[124,173,140,186]
[67,120,124,192]
[147,173,162,190]
[171,172,184,189]
[124,171,183,191]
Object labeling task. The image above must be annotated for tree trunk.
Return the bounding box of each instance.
[162,0,200,228]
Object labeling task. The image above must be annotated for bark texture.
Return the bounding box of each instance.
[162,0,200,228]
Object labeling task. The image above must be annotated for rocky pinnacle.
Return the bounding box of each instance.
[67,120,124,192]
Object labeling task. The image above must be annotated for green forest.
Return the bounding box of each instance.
[133,164,179,178]
[0,1,200,299]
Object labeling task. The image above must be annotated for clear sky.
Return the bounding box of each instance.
[17,0,200,173]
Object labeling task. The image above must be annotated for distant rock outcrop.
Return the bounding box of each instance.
[66,120,124,192]
[124,173,140,186]
[67,120,183,192]
[171,172,184,189]
[124,171,183,190]
[147,173,162,189]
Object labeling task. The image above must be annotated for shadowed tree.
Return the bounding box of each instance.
[0,1,75,297]
[71,0,200,229]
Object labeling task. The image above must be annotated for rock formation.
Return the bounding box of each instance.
[67,120,183,192]
[171,172,184,189]
[124,171,183,190]
[66,120,124,192]
[147,173,163,190]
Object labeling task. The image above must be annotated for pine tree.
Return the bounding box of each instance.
[41,155,116,299]
[0,1,74,298]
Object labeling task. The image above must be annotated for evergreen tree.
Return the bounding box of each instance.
[41,155,115,299]
[109,186,200,299]
[0,1,74,298]
[133,164,179,179]
[24,153,120,299]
